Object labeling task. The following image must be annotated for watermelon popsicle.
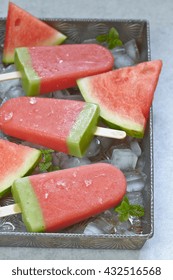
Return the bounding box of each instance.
[0,163,127,232]
[0,97,126,158]
[0,44,114,96]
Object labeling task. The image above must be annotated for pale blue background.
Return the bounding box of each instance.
[0,0,172,260]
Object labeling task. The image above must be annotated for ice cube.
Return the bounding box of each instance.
[84,215,116,235]
[5,85,25,99]
[60,156,91,169]
[114,53,135,69]
[124,39,140,63]
[111,45,135,69]
[115,220,132,234]
[52,89,70,99]
[85,138,101,158]
[111,148,138,170]
[128,216,143,234]
[124,170,147,192]
[3,64,16,73]
[0,79,22,98]
[111,46,126,56]
[54,152,70,169]
[84,222,106,235]
[97,136,115,152]
[136,152,146,171]
[130,140,142,157]
[127,191,144,206]
[63,94,84,101]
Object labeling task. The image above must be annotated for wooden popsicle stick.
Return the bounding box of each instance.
[0,203,21,218]
[95,126,126,139]
[0,71,21,82]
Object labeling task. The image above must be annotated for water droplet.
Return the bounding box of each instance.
[84,179,92,187]
[4,112,13,121]
[57,180,66,187]
[29,97,37,104]
[45,193,49,199]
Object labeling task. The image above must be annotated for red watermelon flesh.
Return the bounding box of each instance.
[0,138,41,198]
[77,60,162,138]
[12,163,126,232]
[2,2,67,64]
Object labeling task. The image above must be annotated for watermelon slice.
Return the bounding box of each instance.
[0,139,41,198]
[77,60,162,138]
[2,2,67,64]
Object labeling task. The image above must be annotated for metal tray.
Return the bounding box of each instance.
[0,18,153,249]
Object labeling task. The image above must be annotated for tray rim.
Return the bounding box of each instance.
[0,18,154,248]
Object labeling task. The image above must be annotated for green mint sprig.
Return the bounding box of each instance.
[38,149,59,172]
[114,196,144,222]
[96,27,123,49]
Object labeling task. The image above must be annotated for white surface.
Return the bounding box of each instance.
[0,0,172,260]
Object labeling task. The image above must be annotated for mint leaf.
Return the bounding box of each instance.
[96,34,108,42]
[96,27,123,49]
[38,149,59,172]
[114,196,144,222]
[39,162,52,172]
[129,205,144,217]
[108,27,119,39]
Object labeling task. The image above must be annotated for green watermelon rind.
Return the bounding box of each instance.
[15,47,40,96]
[12,177,45,232]
[77,78,145,138]
[67,103,100,157]
[0,148,41,198]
